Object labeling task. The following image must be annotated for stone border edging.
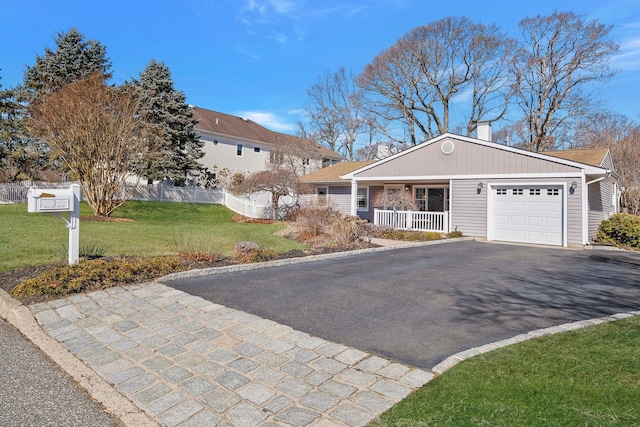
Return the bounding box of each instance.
[0,288,158,427]
[158,237,475,282]
[431,310,640,375]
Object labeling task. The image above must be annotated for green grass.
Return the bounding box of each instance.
[371,315,640,426]
[0,201,305,272]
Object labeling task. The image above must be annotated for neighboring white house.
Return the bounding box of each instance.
[193,107,343,181]
[300,123,620,247]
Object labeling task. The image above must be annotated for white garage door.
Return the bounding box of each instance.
[492,186,563,246]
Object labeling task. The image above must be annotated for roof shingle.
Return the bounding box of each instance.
[300,161,375,182]
[545,148,609,167]
[193,106,342,160]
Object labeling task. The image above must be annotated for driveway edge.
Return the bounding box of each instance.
[0,288,158,427]
[431,310,640,375]
[158,237,475,282]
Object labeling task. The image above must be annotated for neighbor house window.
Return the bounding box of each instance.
[236,144,243,156]
[254,146,261,153]
[317,187,328,206]
[357,187,368,210]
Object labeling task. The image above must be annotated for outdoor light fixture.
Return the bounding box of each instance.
[477,182,483,194]
[404,185,410,191]
[569,181,577,195]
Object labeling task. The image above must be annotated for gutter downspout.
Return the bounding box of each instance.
[582,171,613,245]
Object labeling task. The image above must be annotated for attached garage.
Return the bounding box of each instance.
[489,184,565,246]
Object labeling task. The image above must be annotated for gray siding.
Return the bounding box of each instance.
[450,180,487,237]
[588,181,616,241]
[451,177,584,245]
[601,152,615,170]
[355,136,581,178]
[328,186,352,215]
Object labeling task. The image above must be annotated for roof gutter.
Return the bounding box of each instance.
[586,170,613,185]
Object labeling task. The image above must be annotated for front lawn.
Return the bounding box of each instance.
[371,314,640,426]
[0,201,305,272]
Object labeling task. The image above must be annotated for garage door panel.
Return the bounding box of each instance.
[492,185,563,246]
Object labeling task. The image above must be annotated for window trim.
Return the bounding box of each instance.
[356,187,369,211]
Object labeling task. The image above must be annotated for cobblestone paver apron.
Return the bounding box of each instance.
[30,282,433,427]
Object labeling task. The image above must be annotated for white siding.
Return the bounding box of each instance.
[199,134,270,175]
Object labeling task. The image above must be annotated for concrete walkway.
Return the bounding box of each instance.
[27,282,433,426]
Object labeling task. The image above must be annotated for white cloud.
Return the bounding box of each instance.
[239,110,297,132]
[613,35,640,71]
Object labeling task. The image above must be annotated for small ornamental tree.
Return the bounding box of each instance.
[27,73,159,217]
[234,166,299,220]
[373,188,418,212]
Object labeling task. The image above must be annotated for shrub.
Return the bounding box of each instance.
[327,215,369,248]
[446,230,464,238]
[596,213,640,248]
[386,230,441,241]
[11,256,187,301]
[234,241,278,263]
[295,205,342,239]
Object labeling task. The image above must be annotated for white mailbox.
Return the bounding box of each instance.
[26,184,81,265]
[27,188,74,213]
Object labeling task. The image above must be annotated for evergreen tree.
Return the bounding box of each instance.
[22,28,111,98]
[131,60,203,184]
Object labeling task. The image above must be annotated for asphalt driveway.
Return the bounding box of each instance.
[167,240,640,369]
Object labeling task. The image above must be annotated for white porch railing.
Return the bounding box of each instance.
[374,209,448,233]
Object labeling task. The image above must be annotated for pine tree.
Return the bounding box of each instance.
[131,60,203,184]
[22,28,111,98]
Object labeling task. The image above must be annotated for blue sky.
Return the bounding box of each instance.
[1,0,639,133]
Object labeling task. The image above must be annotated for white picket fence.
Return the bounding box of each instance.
[0,181,293,219]
[0,181,77,204]
[374,209,448,232]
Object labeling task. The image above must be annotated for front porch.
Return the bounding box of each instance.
[373,209,449,233]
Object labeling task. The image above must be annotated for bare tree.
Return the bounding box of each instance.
[512,11,619,152]
[234,165,300,220]
[359,16,515,144]
[305,68,370,160]
[27,73,159,217]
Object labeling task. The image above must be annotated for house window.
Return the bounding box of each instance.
[547,188,559,196]
[496,188,507,195]
[236,144,243,156]
[254,146,261,153]
[317,187,328,206]
[513,188,524,195]
[357,188,368,210]
[529,188,541,196]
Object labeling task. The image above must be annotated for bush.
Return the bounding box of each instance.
[327,215,369,248]
[596,213,640,248]
[295,205,342,239]
[11,256,188,301]
[379,229,442,241]
[233,241,278,263]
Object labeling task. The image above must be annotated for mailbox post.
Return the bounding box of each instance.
[27,184,81,265]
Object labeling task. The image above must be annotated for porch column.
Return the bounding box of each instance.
[350,180,358,216]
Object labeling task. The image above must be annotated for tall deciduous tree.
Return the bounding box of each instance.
[27,73,159,217]
[512,12,619,152]
[130,60,203,185]
[305,68,373,160]
[359,16,515,144]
